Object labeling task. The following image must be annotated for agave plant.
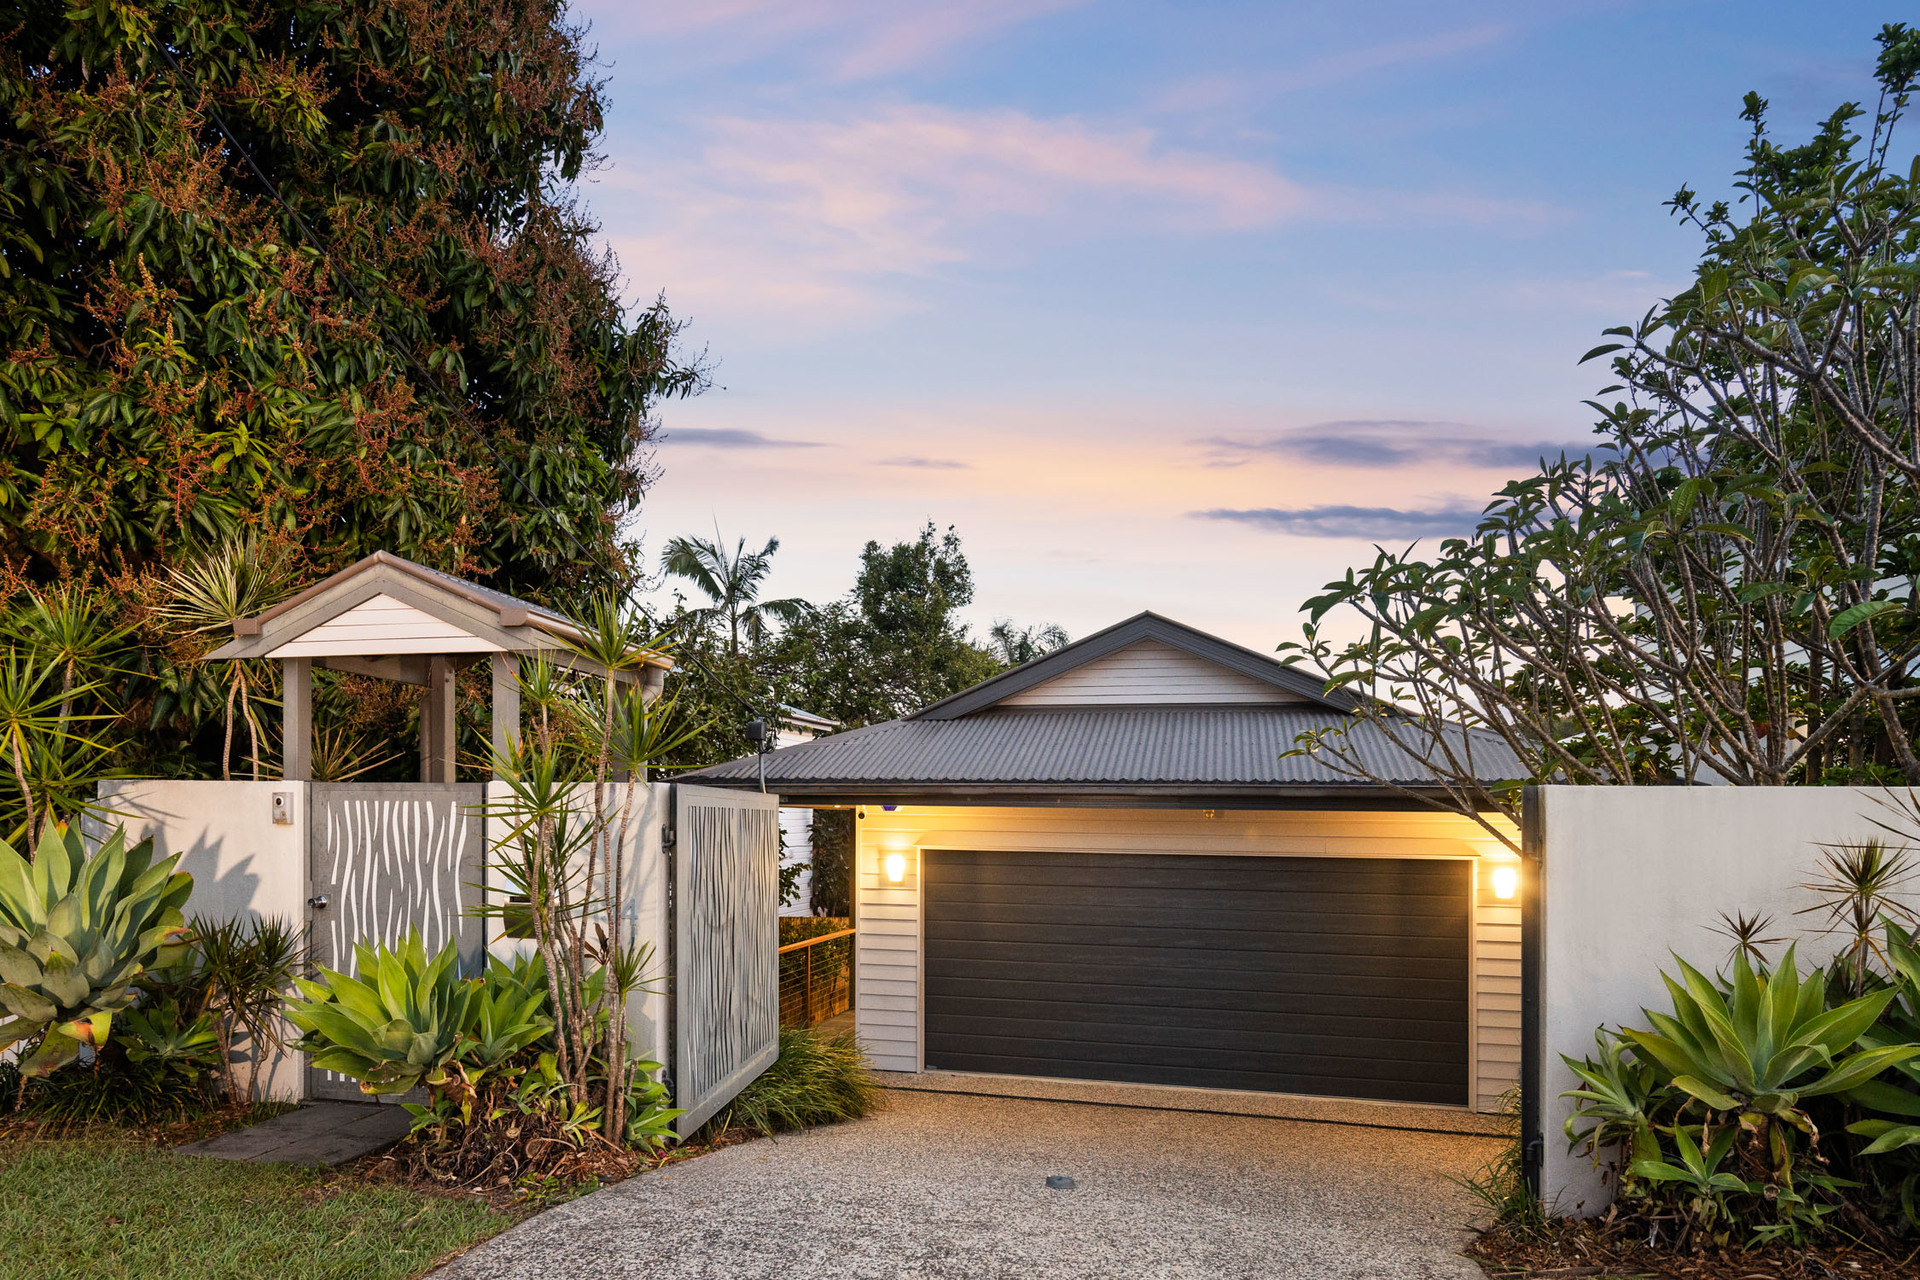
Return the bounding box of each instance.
[285,930,481,1096]
[1845,920,1920,1155]
[1622,946,1918,1179]
[1562,1027,1668,1171]
[286,933,555,1104]
[0,823,193,1077]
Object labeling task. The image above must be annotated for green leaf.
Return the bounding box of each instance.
[1672,1073,1741,1110]
[1828,599,1904,639]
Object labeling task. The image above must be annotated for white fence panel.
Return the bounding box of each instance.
[671,783,780,1136]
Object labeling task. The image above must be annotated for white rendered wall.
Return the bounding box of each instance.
[1536,786,1919,1214]
[92,780,310,1101]
[853,804,1520,1111]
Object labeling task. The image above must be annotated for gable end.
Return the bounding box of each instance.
[1000,638,1303,707]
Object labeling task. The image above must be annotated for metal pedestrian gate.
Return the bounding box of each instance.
[306,782,487,1102]
[670,783,781,1135]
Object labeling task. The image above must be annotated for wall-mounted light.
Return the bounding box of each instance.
[879,847,918,890]
[1490,863,1519,901]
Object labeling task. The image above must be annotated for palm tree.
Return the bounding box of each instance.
[156,536,295,780]
[660,527,807,658]
[988,619,1070,667]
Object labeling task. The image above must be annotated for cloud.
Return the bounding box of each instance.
[662,427,827,449]
[1201,421,1602,471]
[597,102,1314,331]
[702,104,1308,237]
[1196,503,1486,540]
[876,456,970,469]
[580,0,1086,80]
[1152,24,1511,113]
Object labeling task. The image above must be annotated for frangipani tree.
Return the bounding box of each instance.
[1282,26,1920,845]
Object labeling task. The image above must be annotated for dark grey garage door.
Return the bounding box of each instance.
[923,851,1471,1106]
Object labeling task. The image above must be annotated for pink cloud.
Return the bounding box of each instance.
[705,104,1306,232]
[591,103,1310,334]
[576,0,1087,80]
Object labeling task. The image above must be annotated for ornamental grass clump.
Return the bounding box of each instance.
[712,1027,880,1138]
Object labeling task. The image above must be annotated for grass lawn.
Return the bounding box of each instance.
[0,1135,510,1280]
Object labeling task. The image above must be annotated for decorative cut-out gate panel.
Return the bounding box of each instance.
[307,783,486,1102]
[671,784,780,1135]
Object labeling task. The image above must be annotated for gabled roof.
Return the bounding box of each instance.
[206,551,671,673]
[682,611,1515,804]
[910,611,1353,720]
[682,705,1522,804]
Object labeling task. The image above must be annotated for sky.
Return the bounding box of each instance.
[571,0,1898,653]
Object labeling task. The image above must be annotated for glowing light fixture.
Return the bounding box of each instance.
[1491,864,1519,901]
[884,852,908,884]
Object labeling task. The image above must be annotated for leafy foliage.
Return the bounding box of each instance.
[0,0,702,591]
[808,808,853,917]
[1282,24,1920,843]
[1563,936,1920,1247]
[0,823,191,1079]
[287,937,681,1187]
[0,0,705,782]
[285,929,492,1097]
[710,1026,879,1138]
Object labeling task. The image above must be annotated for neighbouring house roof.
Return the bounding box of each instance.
[206,551,671,685]
[778,705,840,734]
[684,611,1520,806]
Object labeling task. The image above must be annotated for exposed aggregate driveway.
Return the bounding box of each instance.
[433,1089,1503,1280]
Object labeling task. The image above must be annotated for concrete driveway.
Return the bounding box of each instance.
[434,1090,1503,1280]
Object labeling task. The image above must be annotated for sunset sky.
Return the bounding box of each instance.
[576,0,1892,652]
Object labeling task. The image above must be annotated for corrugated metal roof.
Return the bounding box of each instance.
[683,706,1521,793]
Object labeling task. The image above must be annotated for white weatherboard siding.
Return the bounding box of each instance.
[853,805,1520,1112]
[999,638,1302,706]
[268,593,500,656]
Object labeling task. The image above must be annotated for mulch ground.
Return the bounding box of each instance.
[1469,1217,1920,1279]
[350,1120,765,1212]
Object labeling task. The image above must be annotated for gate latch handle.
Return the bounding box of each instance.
[308,894,329,910]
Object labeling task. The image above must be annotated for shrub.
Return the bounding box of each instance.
[1564,944,1920,1247]
[713,1027,879,1138]
[288,935,681,1190]
[779,916,849,947]
[0,823,192,1080]
[26,996,218,1126]
[185,915,303,1104]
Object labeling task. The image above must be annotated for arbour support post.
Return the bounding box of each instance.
[282,658,312,782]
[421,655,456,783]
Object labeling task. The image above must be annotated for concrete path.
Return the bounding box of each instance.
[174,1101,414,1166]
[435,1089,1502,1280]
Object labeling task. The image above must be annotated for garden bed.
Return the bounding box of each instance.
[1469,1216,1920,1280]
